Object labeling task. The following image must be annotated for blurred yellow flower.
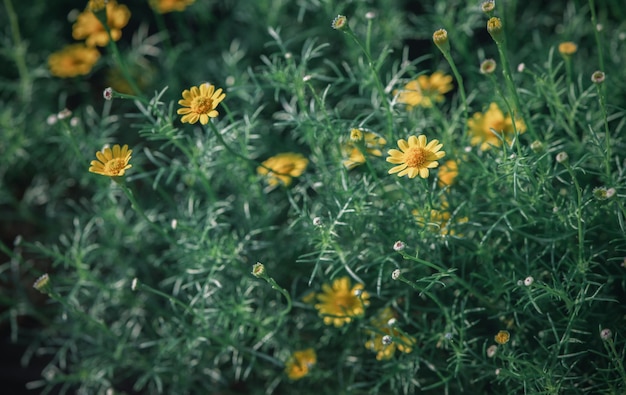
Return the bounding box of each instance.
[437,159,458,188]
[412,201,468,236]
[315,277,370,327]
[150,0,195,13]
[177,83,226,125]
[342,130,386,170]
[72,0,131,47]
[48,44,100,78]
[558,41,578,56]
[89,144,132,177]
[257,153,308,188]
[387,135,445,179]
[394,71,453,109]
[364,307,415,360]
[467,103,526,151]
[495,330,510,345]
[284,348,316,380]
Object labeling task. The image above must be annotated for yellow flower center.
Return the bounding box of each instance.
[105,158,127,175]
[192,97,213,114]
[405,147,427,168]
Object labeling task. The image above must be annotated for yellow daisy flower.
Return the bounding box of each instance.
[257,153,308,188]
[48,44,100,78]
[89,144,133,177]
[467,102,526,151]
[72,0,131,47]
[284,348,317,380]
[387,135,445,179]
[494,330,510,345]
[177,83,226,125]
[314,276,370,327]
[394,71,453,109]
[558,41,578,56]
[150,0,195,13]
[437,159,458,188]
[342,130,386,170]
[364,307,416,361]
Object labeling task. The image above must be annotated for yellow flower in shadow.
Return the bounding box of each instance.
[284,348,316,380]
[315,277,370,327]
[364,307,416,360]
[257,153,308,188]
[89,144,132,177]
[72,0,131,47]
[437,159,458,188]
[48,44,100,78]
[342,130,386,170]
[467,103,526,151]
[387,135,445,179]
[394,71,453,109]
[412,201,468,236]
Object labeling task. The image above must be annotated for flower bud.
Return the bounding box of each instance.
[480,59,497,74]
[433,29,450,55]
[556,151,568,164]
[33,274,52,294]
[332,15,348,30]
[393,241,405,251]
[591,70,605,84]
[382,335,393,345]
[487,17,504,45]
[252,262,266,278]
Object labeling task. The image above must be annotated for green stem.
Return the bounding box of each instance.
[99,13,141,95]
[595,83,612,183]
[118,181,176,245]
[564,163,586,272]
[3,0,31,102]
[588,0,605,72]
[441,51,469,125]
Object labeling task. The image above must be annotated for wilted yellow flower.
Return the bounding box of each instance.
[364,307,415,360]
[48,44,100,78]
[394,72,453,109]
[150,0,195,13]
[257,153,308,188]
[284,348,316,380]
[558,41,578,56]
[342,130,386,170]
[437,159,458,188]
[315,277,370,327]
[89,144,132,177]
[387,135,445,179]
[72,0,131,47]
[177,83,226,125]
[467,102,526,150]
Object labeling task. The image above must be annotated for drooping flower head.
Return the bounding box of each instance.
[394,72,453,109]
[89,144,132,177]
[387,135,445,179]
[315,277,370,327]
[48,44,100,78]
[467,102,526,150]
[364,307,416,360]
[150,0,195,13]
[72,0,131,47]
[177,83,226,125]
[257,153,308,188]
[284,348,317,380]
[342,130,386,170]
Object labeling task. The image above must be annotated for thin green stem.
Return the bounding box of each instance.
[98,13,141,95]
[588,0,605,72]
[564,163,586,272]
[595,83,612,183]
[441,51,469,125]
[3,0,31,102]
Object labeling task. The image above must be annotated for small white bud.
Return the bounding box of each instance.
[391,269,401,280]
[103,87,113,100]
[131,278,138,291]
[517,63,525,72]
[524,276,534,286]
[382,335,393,345]
[46,114,58,125]
[171,219,178,229]
[387,318,397,327]
[393,241,405,251]
[312,217,322,226]
[556,151,568,164]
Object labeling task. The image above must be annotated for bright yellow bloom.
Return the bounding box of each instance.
[364,307,416,360]
[342,130,386,170]
[177,83,226,125]
[412,201,468,236]
[72,0,131,47]
[387,135,445,179]
[150,0,195,13]
[315,277,370,327]
[394,72,453,109]
[467,102,526,151]
[48,44,100,78]
[437,159,458,188]
[89,144,132,177]
[284,348,316,380]
[558,41,578,56]
[257,153,308,188]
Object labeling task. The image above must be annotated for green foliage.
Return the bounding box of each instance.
[1,0,625,394]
